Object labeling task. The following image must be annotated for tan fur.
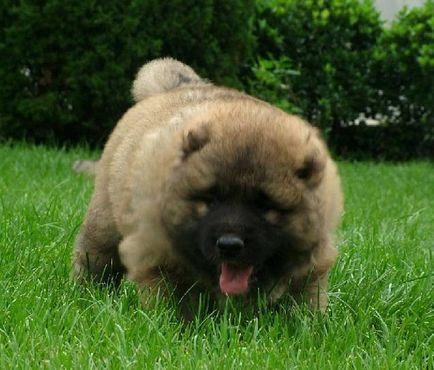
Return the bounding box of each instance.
[73,58,343,315]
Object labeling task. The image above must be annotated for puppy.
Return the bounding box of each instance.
[73,58,343,316]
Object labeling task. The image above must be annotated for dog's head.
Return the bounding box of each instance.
[161,102,328,297]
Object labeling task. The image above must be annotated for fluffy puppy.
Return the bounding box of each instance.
[73,58,343,316]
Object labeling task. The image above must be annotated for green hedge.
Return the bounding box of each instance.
[373,1,434,125]
[0,0,254,145]
[367,1,434,158]
[0,0,433,160]
[251,0,382,135]
[330,125,433,160]
[332,0,434,160]
[251,0,433,159]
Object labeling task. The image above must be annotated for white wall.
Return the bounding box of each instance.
[374,0,426,22]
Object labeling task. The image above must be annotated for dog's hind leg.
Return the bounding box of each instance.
[72,190,125,286]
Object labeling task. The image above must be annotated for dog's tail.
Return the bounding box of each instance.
[72,160,99,176]
[131,57,207,103]
[72,58,205,176]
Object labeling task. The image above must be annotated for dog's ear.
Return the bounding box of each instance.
[182,125,210,158]
[296,128,326,187]
[295,153,325,187]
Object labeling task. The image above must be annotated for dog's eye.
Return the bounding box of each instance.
[264,210,281,224]
[255,190,290,214]
[190,186,220,204]
[255,190,274,208]
[193,201,209,217]
[190,194,214,204]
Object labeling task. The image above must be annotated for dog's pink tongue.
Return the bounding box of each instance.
[219,263,254,295]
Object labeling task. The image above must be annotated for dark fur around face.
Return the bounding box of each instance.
[171,189,312,296]
[161,114,326,297]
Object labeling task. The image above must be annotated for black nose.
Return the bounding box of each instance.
[216,234,244,257]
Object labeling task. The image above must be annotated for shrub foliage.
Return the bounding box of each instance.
[251,0,433,159]
[252,0,382,136]
[0,0,254,145]
[0,0,432,159]
[367,1,434,159]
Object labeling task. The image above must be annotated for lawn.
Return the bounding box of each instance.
[0,143,433,369]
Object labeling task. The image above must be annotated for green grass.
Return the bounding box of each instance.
[1,143,433,369]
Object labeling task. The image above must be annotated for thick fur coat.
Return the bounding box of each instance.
[73,58,343,316]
